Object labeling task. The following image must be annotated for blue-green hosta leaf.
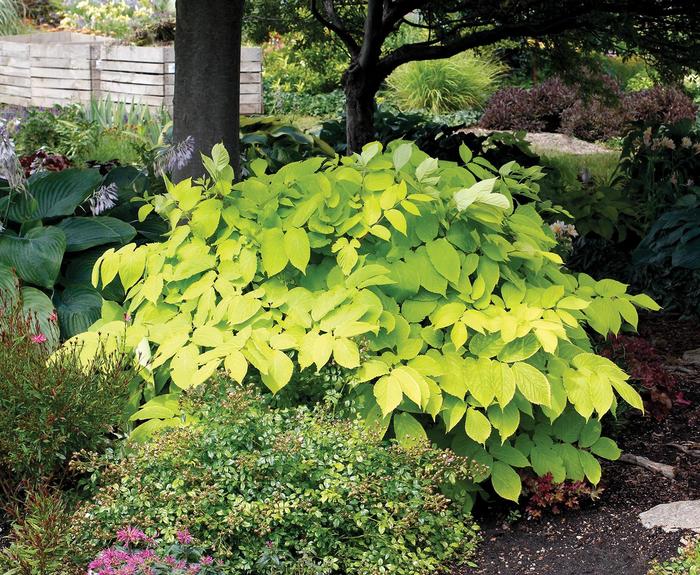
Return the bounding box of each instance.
[8,169,102,223]
[53,285,103,339]
[57,217,136,252]
[21,286,59,349]
[0,261,18,299]
[0,227,66,289]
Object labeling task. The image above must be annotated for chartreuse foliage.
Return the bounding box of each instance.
[61,141,659,506]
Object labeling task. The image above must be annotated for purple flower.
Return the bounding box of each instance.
[199,556,213,566]
[116,526,149,546]
[176,528,193,545]
[89,183,119,216]
[0,122,25,191]
[153,136,195,175]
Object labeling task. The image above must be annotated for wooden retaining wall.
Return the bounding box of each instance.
[0,32,262,113]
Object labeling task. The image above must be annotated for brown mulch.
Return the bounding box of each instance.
[459,313,700,575]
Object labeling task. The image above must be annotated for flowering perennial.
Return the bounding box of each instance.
[87,527,220,575]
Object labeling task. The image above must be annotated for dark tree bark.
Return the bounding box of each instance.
[343,66,379,154]
[173,0,244,180]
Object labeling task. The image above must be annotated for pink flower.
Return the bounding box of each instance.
[31,333,47,344]
[48,310,58,322]
[116,526,150,546]
[200,556,213,566]
[176,528,193,545]
[123,313,132,322]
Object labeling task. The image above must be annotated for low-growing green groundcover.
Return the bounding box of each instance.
[70,381,482,575]
[59,140,657,509]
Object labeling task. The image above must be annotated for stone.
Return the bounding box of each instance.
[639,500,700,533]
[682,348,700,364]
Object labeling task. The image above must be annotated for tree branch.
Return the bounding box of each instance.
[309,0,360,56]
[358,0,385,68]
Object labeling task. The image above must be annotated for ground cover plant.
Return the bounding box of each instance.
[59,140,660,510]
[70,380,481,574]
[648,537,700,575]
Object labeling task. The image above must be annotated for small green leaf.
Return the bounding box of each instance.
[261,228,288,276]
[374,375,403,416]
[590,437,621,460]
[465,408,492,444]
[491,461,521,502]
[284,228,311,273]
[393,412,427,447]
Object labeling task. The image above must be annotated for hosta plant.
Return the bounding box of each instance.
[63,141,658,506]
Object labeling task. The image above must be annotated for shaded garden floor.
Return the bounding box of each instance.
[461,313,700,575]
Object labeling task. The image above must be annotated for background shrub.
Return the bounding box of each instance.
[71,381,481,575]
[627,85,698,127]
[479,77,696,141]
[0,293,131,494]
[262,32,346,94]
[479,78,578,133]
[386,51,506,114]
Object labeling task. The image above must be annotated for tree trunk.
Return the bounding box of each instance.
[173,0,244,180]
[344,66,377,154]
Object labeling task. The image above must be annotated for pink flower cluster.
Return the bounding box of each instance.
[87,527,218,575]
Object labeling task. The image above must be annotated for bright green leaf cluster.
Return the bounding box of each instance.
[62,141,658,504]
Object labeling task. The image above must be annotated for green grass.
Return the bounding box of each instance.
[540,152,621,186]
[648,537,700,575]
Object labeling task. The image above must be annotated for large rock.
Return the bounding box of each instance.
[639,500,700,533]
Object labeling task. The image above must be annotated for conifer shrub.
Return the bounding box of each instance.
[61,141,658,506]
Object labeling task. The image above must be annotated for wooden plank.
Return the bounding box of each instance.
[240,61,261,72]
[31,57,90,69]
[241,103,263,114]
[30,96,75,108]
[32,76,91,90]
[0,73,29,87]
[0,83,29,97]
[99,44,166,63]
[30,43,91,59]
[241,47,262,61]
[100,80,163,97]
[240,83,261,95]
[0,93,29,106]
[0,57,29,68]
[31,66,90,80]
[0,65,30,77]
[103,93,166,107]
[0,42,29,56]
[99,70,164,86]
[240,93,262,104]
[31,86,91,101]
[97,59,164,74]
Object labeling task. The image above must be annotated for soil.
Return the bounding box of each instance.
[458,313,700,575]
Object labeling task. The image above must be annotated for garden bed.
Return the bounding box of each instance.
[0,31,262,112]
[462,312,700,575]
